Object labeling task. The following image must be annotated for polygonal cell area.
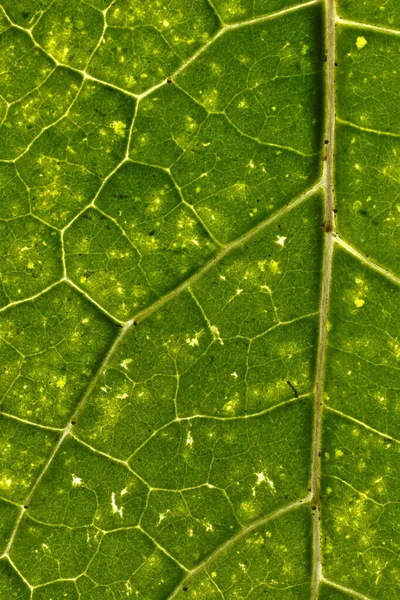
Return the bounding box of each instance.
[11,518,100,587]
[0,27,54,102]
[335,124,400,278]
[10,436,181,592]
[0,0,52,27]
[33,581,78,600]
[131,84,208,169]
[336,27,400,134]
[86,529,183,597]
[321,413,400,598]
[0,415,58,503]
[177,5,324,155]
[0,560,29,600]
[74,193,323,459]
[179,506,312,599]
[107,0,219,60]
[26,437,148,530]
[33,0,104,70]
[325,249,400,438]
[88,0,220,94]
[0,500,20,554]
[16,80,134,228]
[0,215,62,304]
[133,99,320,244]
[130,404,312,527]
[0,163,30,219]
[0,65,82,161]
[0,282,117,427]
[141,486,239,569]
[65,164,219,319]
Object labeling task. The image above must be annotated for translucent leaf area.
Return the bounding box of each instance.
[0,0,399,598]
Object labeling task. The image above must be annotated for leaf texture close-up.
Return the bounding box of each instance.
[0,0,399,598]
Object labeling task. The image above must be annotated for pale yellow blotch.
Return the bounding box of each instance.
[354,297,365,308]
[356,36,368,49]
[111,492,123,518]
[56,376,67,389]
[185,331,202,347]
[111,120,126,137]
[275,236,287,247]
[0,476,12,489]
[269,260,281,274]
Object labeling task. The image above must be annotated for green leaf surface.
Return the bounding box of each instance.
[0,0,399,599]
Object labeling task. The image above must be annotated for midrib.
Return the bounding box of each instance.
[311,0,337,597]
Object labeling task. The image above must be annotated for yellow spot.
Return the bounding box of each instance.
[269,260,281,274]
[356,36,367,50]
[56,376,67,389]
[354,298,365,308]
[111,120,126,137]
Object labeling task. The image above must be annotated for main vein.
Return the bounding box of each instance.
[311,0,337,597]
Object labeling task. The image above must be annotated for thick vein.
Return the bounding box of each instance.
[65,277,125,324]
[0,410,63,432]
[336,117,400,138]
[166,495,312,600]
[333,235,400,286]
[325,405,400,444]
[321,578,374,600]
[336,17,400,37]
[311,1,337,597]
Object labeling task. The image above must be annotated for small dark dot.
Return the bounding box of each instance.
[324,140,329,144]
[71,421,76,425]
[23,506,29,509]
[183,587,188,592]
[133,320,138,326]
[334,62,338,67]
[167,78,172,84]
[333,208,338,214]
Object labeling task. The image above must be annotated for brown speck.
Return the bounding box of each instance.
[167,78,172,84]
[286,380,298,398]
